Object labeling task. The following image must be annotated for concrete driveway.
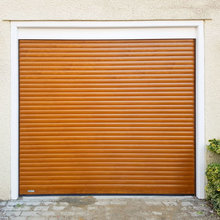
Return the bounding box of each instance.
[0,196,219,220]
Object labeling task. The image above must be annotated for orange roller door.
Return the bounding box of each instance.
[19,39,195,195]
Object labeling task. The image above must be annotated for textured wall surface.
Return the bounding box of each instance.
[0,0,220,200]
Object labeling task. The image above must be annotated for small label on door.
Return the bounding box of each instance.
[27,190,35,192]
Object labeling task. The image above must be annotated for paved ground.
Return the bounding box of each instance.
[0,196,219,220]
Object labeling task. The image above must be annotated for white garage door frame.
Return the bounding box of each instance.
[11,21,205,199]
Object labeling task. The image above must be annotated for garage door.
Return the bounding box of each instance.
[19,39,195,195]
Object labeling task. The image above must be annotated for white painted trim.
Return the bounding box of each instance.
[18,27,196,39]
[195,22,205,199]
[11,21,205,199]
[17,21,197,39]
[11,23,19,200]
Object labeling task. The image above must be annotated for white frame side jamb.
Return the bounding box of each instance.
[11,23,19,200]
[195,22,205,199]
[11,21,205,199]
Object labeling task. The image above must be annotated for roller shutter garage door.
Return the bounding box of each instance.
[19,39,195,195]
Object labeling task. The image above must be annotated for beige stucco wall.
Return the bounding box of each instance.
[1,0,220,200]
